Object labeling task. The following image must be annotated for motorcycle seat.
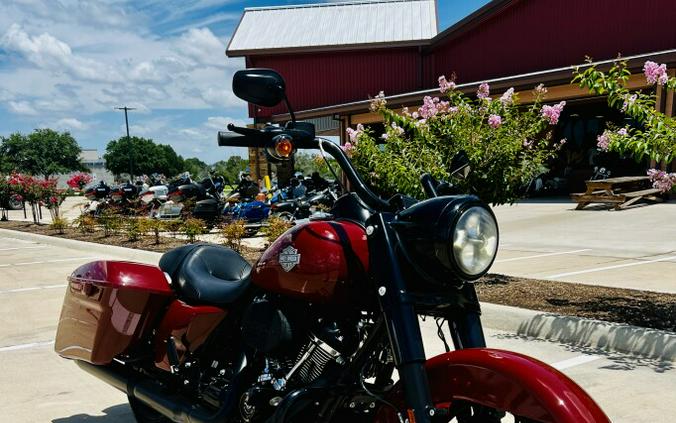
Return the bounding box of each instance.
[159,244,250,307]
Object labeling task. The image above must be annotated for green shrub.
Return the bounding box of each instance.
[182,218,206,243]
[221,220,246,252]
[124,218,151,242]
[145,219,165,245]
[50,217,68,234]
[98,211,122,237]
[72,214,96,233]
[262,216,292,245]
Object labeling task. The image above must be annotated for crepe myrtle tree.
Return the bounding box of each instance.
[346,78,566,205]
[574,58,676,193]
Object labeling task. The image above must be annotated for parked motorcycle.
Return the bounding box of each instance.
[160,174,226,222]
[271,187,337,222]
[54,69,609,423]
[82,181,112,215]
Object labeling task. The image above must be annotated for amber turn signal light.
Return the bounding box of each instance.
[267,135,295,160]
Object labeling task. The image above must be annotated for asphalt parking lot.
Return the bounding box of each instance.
[0,230,675,422]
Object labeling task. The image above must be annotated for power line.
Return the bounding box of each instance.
[115,106,136,179]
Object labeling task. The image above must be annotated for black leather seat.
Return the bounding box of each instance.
[159,244,251,306]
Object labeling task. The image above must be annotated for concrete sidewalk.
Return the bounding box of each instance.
[492,199,676,293]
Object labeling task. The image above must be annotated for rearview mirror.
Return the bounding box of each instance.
[232,68,286,108]
[450,151,471,179]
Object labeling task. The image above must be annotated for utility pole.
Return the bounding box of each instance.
[115,106,136,179]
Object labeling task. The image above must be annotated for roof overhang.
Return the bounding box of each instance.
[268,48,676,122]
[227,39,430,58]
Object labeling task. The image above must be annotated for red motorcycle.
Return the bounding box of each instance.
[54,69,609,423]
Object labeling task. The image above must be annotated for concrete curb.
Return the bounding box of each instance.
[0,228,162,263]
[482,302,676,362]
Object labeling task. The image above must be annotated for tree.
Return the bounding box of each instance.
[0,129,86,179]
[183,157,208,178]
[213,156,247,185]
[350,80,564,205]
[104,136,185,177]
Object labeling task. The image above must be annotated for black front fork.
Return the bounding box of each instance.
[366,213,486,423]
[367,214,434,423]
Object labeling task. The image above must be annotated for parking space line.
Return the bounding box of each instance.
[547,255,676,278]
[0,257,97,267]
[495,248,592,263]
[551,354,602,370]
[0,246,46,252]
[0,284,67,294]
[0,340,55,353]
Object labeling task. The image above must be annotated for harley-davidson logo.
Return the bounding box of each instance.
[279,245,301,272]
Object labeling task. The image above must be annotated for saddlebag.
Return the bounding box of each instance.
[54,261,173,365]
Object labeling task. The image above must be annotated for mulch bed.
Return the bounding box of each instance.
[476,274,676,332]
[0,220,263,263]
[2,220,674,332]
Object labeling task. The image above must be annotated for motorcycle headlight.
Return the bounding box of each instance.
[395,196,499,285]
[451,206,498,278]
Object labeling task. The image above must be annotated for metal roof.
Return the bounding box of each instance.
[227,0,438,56]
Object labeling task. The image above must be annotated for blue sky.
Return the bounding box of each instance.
[0,0,490,163]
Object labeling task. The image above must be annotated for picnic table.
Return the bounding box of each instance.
[571,176,663,210]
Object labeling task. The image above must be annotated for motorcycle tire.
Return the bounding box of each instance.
[8,195,23,210]
[276,212,294,222]
[128,397,171,423]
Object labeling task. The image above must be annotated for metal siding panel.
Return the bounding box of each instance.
[249,47,420,117]
[431,0,676,86]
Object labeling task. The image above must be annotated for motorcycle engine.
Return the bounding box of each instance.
[239,297,357,421]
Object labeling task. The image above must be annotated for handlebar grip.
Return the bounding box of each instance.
[217,131,268,148]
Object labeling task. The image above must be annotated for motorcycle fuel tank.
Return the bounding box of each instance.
[252,220,369,304]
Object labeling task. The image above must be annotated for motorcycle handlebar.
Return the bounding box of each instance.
[217,124,391,211]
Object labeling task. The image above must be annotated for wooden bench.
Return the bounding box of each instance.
[571,176,663,210]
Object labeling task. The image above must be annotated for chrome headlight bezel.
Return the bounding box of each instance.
[447,205,499,280]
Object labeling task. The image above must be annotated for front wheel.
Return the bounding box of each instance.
[375,349,609,423]
[128,397,171,422]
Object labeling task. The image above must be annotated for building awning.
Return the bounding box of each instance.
[227,0,437,57]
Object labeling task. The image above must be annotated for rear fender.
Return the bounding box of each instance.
[376,348,609,423]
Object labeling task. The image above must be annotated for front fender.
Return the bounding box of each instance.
[376,348,609,423]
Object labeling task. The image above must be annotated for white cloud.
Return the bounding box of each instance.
[174,27,228,68]
[54,117,88,131]
[7,100,38,115]
[0,24,120,83]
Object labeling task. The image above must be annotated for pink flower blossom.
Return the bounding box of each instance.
[438,75,456,93]
[369,91,387,111]
[559,138,567,145]
[487,114,502,128]
[523,139,533,148]
[617,128,628,136]
[418,96,439,119]
[621,94,637,112]
[499,88,515,105]
[448,106,459,114]
[647,168,676,193]
[391,123,404,135]
[534,83,547,96]
[643,61,668,85]
[596,132,610,151]
[541,101,566,125]
[345,123,364,143]
[477,83,490,99]
[341,142,354,156]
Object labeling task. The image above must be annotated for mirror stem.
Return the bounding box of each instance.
[283,94,296,122]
